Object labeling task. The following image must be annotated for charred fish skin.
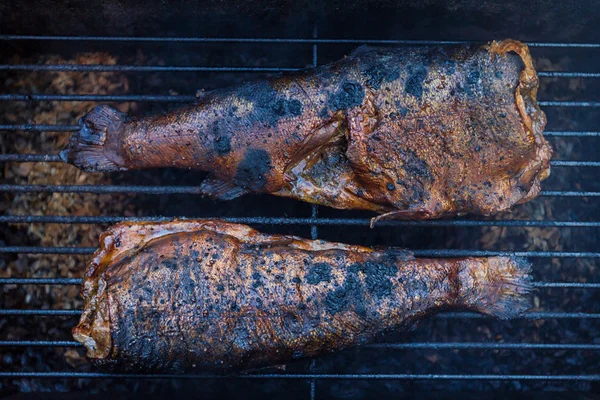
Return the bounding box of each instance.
[60,39,551,220]
[73,220,532,373]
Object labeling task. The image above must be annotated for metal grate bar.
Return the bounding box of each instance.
[0,154,61,162]
[1,246,599,258]
[0,278,81,284]
[0,309,82,316]
[0,372,598,380]
[0,124,595,137]
[0,341,81,347]
[3,215,600,228]
[1,63,599,83]
[0,185,596,197]
[0,64,299,73]
[537,72,600,78]
[0,94,196,102]
[1,309,598,319]
[543,131,600,137]
[539,101,600,107]
[0,124,78,132]
[2,340,599,350]
[1,35,600,48]
[2,154,599,167]
[0,277,597,288]
[367,342,600,350]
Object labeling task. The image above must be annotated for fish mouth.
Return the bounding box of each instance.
[72,276,112,359]
[490,39,553,202]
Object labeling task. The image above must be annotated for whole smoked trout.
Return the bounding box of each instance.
[61,40,551,223]
[73,220,532,372]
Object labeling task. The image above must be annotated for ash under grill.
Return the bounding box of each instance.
[0,4,599,396]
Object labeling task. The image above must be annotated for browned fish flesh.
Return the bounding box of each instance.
[61,39,551,223]
[73,219,532,372]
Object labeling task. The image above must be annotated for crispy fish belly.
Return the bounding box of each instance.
[61,39,551,221]
[73,220,532,372]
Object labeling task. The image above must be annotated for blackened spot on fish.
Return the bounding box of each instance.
[445,59,456,75]
[235,148,272,191]
[325,272,366,316]
[292,276,301,284]
[364,65,386,89]
[230,302,238,311]
[288,99,303,116]
[465,66,481,98]
[210,121,232,156]
[305,263,332,285]
[385,69,400,83]
[272,98,287,116]
[267,96,303,119]
[161,260,178,270]
[400,149,433,183]
[395,102,408,117]
[405,68,427,99]
[387,183,396,191]
[359,262,396,298]
[298,303,306,310]
[216,284,225,292]
[327,81,364,111]
[252,271,263,288]
[319,107,329,119]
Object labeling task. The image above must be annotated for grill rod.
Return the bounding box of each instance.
[1,154,598,166]
[0,278,597,288]
[0,340,599,350]
[0,309,598,319]
[0,124,596,137]
[0,185,596,197]
[1,246,599,258]
[2,215,600,227]
[1,35,600,48]
[0,372,599,380]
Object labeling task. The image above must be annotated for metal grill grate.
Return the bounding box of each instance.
[0,31,599,396]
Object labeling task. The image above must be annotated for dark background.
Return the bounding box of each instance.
[0,0,599,398]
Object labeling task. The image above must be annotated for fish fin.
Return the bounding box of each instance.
[370,209,434,228]
[200,178,249,200]
[60,105,128,172]
[464,257,533,320]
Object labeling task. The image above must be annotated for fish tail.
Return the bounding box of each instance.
[460,256,532,320]
[60,105,128,172]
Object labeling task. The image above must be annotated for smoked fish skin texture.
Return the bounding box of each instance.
[73,220,532,373]
[61,39,551,222]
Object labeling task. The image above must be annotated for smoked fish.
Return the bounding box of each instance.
[60,39,551,224]
[73,219,532,372]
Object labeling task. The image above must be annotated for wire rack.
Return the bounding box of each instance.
[0,29,599,397]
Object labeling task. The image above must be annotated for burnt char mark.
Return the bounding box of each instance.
[161,260,178,270]
[327,81,365,111]
[464,63,482,98]
[323,258,396,316]
[363,63,401,90]
[210,121,232,156]
[305,262,332,285]
[237,81,303,127]
[349,262,396,298]
[318,107,329,119]
[404,67,428,99]
[325,273,365,316]
[234,148,272,191]
[400,149,433,183]
[364,65,386,90]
